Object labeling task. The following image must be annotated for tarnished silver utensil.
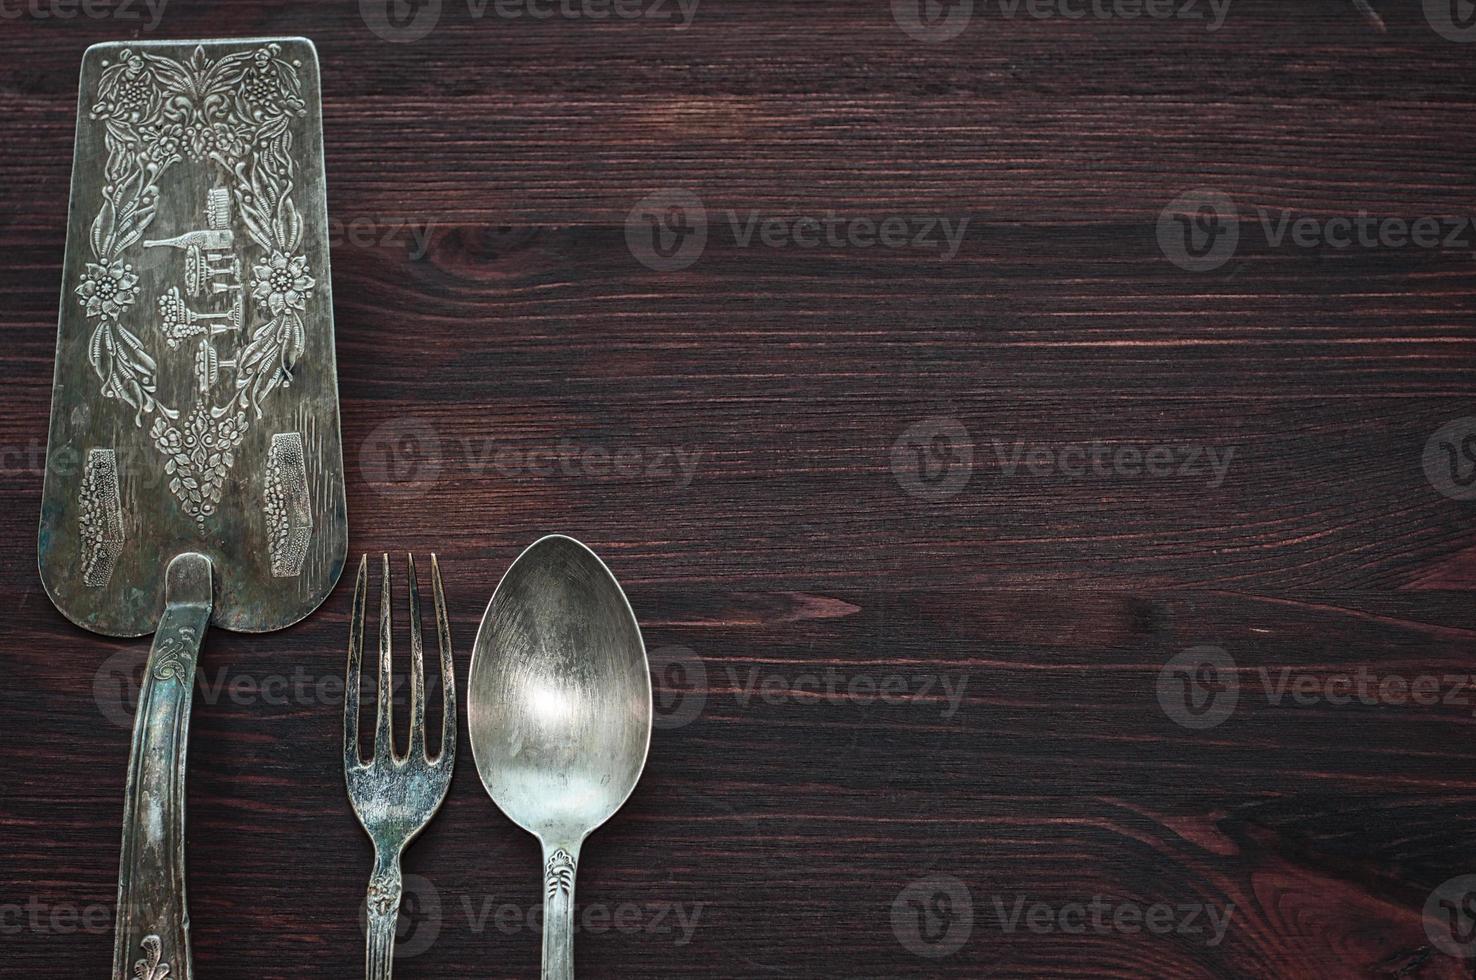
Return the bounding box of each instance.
[468,535,652,980]
[36,38,347,980]
[344,554,456,980]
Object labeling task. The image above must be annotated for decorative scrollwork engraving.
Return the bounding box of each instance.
[133,934,172,980]
[545,848,576,899]
[81,43,314,526]
[264,431,312,577]
[79,448,125,587]
[151,625,198,683]
[367,867,403,917]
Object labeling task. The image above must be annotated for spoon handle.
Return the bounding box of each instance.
[541,842,582,980]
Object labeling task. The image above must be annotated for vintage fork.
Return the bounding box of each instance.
[344,553,456,979]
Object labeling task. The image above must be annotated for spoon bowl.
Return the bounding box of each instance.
[468,535,652,978]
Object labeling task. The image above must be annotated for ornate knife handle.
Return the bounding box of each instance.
[112,553,213,980]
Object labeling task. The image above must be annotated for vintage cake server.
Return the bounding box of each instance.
[343,554,456,980]
[36,38,347,980]
[468,536,653,979]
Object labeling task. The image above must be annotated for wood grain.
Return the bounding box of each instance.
[3,1,1475,976]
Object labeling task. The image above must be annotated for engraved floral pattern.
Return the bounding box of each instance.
[133,934,171,979]
[546,848,576,898]
[150,405,246,525]
[251,252,315,317]
[264,432,312,577]
[367,867,403,917]
[80,43,313,522]
[79,448,125,588]
[151,625,198,682]
[75,259,139,319]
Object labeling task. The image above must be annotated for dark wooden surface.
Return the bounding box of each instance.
[4,1,1476,976]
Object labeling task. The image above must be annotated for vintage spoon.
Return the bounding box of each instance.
[468,535,652,979]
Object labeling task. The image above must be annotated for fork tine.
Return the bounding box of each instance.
[343,554,368,770]
[406,554,428,762]
[431,553,456,766]
[374,552,397,763]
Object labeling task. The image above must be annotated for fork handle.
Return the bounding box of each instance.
[541,840,582,980]
[365,855,403,979]
[112,553,212,980]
